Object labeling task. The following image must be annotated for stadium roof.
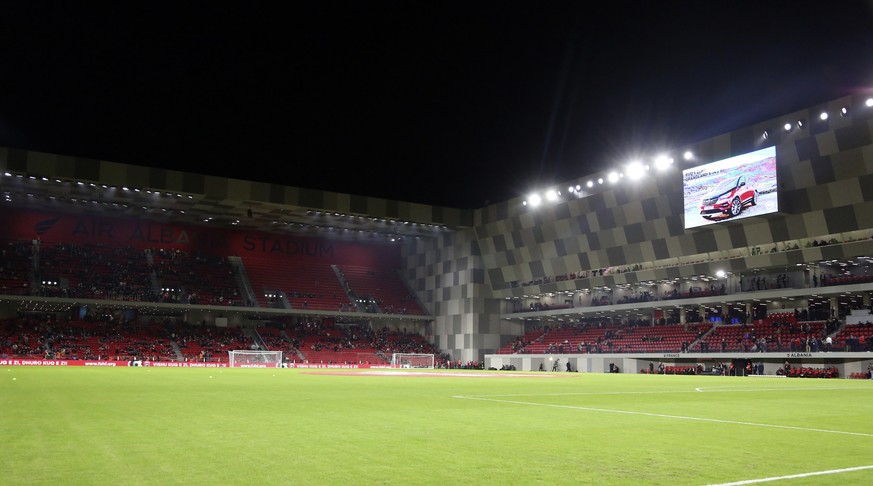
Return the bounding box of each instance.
[1,2,873,210]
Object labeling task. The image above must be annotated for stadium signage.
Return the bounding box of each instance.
[0,359,230,367]
[0,359,69,366]
[128,223,229,248]
[662,353,680,358]
[786,353,813,358]
[286,363,369,369]
[146,361,228,368]
[242,235,333,257]
[68,219,232,249]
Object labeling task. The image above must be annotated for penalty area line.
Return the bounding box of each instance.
[707,464,873,485]
[451,395,873,438]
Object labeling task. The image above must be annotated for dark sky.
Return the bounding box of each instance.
[1,1,873,209]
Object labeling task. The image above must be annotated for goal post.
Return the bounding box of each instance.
[228,350,283,368]
[391,353,435,369]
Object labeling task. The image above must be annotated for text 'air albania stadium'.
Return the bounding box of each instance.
[2,91,873,378]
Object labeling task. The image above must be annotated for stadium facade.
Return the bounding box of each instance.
[2,91,873,375]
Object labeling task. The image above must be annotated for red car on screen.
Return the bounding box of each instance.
[699,175,758,219]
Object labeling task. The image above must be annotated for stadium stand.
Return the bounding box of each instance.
[4,90,873,377]
[337,264,427,315]
[242,257,350,311]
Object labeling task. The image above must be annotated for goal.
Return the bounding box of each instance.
[391,353,435,369]
[228,350,283,368]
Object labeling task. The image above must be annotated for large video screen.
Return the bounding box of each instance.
[683,146,778,229]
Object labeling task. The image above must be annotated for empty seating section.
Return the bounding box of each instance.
[151,248,242,305]
[242,257,349,310]
[338,265,426,315]
[821,274,873,286]
[0,239,32,295]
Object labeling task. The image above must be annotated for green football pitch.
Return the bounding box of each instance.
[2,367,872,485]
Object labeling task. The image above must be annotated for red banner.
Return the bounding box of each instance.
[0,208,400,266]
[0,359,230,367]
[0,359,395,369]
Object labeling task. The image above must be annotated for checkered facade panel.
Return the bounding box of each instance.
[403,93,873,360]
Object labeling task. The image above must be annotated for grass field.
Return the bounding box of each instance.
[2,367,872,486]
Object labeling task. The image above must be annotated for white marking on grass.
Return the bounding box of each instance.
[465,390,689,398]
[451,395,873,438]
[360,371,556,378]
[707,464,873,485]
[467,385,869,398]
[694,385,867,393]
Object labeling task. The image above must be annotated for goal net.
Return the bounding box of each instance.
[228,350,283,368]
[391,353,435,369]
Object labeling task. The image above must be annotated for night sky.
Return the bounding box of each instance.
[1,1,872,209]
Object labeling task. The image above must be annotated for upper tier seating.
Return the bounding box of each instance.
[242,257,350,311]
[0,239,32,296]
[338,265,427,315]
[150,248,242,306]
[37,242,153,301]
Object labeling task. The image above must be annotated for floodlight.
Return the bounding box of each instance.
[783,122,792,132]
[607,171,619,183]
[841,107,849,117]
[866,98,873,107]
[820,112,828,121]
[683,151,693,161]
[586,180,594,188]
[762,130,769,139]
[625,161,645,180]
[527,193,542,207]
[545,189,559,202]
[654,155,673,171]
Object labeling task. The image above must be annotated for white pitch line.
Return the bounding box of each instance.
[707,464,873,485]
[462,390,692,398]
[694,385,870,393]
[463,386,870,398]
[451,395,873,438]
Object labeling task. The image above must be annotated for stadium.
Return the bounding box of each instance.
[7,91,873,375]
[3,87,873,484]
